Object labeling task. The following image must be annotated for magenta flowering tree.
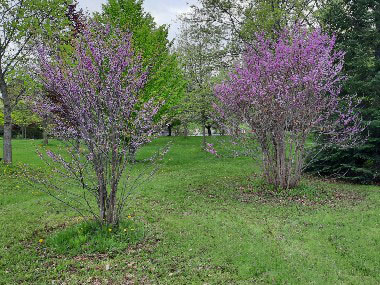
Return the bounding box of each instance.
[34,21,164,225]
[215,27,364,189]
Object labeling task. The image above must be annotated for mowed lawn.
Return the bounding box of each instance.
[0,137,379,284]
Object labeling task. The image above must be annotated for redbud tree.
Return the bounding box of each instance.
[214,28,363,189]
[34,21,164,225]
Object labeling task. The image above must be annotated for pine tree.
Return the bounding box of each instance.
[306,0,380,183]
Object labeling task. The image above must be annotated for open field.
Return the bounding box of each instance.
[0,137,379,284]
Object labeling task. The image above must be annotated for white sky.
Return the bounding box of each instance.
[77,0,197,40]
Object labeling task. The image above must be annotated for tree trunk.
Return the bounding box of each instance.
[106,185,117,225]
[168,124,172,136]
[22,126,27,139]
[202,125,206,148]
[42,118,49,145]
[206,125,212,136]
[261,135,305,190]
[0,78,12,164]
[98,178,107,223]
[183,123,188,138]
[128,146,136,163]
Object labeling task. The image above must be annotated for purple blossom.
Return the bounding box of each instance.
[34,20,165,225]
[214,26,364,189]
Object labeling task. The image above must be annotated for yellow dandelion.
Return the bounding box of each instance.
[108,228,112,232]
[128,215,132,219]
[39,239,44,243]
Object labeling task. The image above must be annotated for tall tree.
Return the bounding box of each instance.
[306,0,380,183]
[100,0,185,135]
[176,18,226,146]
[0,0,73,163]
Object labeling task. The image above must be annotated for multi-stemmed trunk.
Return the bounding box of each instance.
[260,132,306,189]
[97,173,118,225]
[95,147,124,225]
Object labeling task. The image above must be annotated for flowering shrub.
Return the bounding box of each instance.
[214,27,364,189]
[34,20,165,225]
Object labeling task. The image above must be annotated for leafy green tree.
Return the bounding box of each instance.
[100,0,185,135]
[306,0,380,183]
[12,100,41,139]
[0,0,74,163]
[175,17,227,146]
[185,0,327,60]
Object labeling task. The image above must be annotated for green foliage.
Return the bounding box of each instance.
[12,100,41,127]
[100,0,186,122]
[241,1,288,37]
[0,0,74,74]
[307,0,380,183]
[175,16,228,135]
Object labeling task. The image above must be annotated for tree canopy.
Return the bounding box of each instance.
[100,0,186,123]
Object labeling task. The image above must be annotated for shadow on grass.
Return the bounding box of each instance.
[192,173,366,207]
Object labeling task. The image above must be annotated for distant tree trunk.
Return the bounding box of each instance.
[202,125,206,147]
[22,126,27,139]
[0,78,12,164]
[201,111,207,148]
[42,118,49,145]
[206,125,212,136]
[168,124,172,136]
[183,123,188,138]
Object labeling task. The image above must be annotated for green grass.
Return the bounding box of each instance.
[0,137,379,284]
[45,219,144,256]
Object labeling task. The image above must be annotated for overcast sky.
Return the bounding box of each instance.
[77,0,197,40]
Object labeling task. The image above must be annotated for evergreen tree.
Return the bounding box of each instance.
[306,0,380,183]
